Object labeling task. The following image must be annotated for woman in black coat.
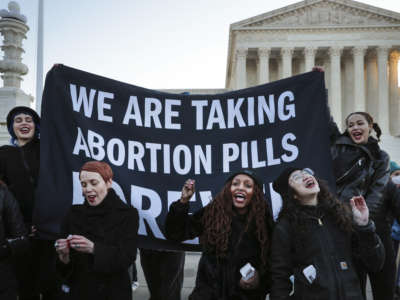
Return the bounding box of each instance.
[0,106,59,300]
[270,167,384,300]
[329,112,389,208]
[0,183,29,300]
[0,106,40,227]
[165,169,273,300]
[55,161,138,300]
[328,111,394,299]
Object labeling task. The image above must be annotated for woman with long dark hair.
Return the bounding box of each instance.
[330,111,389,206]
[165,169,273,300]
[329,111,398,299]
[270,167,384,300]
[311,66,395,299]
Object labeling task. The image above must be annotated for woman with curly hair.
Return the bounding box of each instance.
[270,167,384,300]
[165,169,273,300]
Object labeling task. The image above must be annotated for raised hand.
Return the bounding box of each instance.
[180,179,195,204]
[350,195,369,226]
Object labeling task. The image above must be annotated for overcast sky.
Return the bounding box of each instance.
[1,0,400,101]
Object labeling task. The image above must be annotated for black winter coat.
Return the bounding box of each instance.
[270,206,384,300]
[165,200,272,300]
[0,138,40,225]
[331,135,389,207]
[0,185,28,290]
[57,189,139,300]
[329,123,390,221]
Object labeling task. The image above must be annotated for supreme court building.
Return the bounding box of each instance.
[1,0,399,161]
[167,0,400,161]
[223,0,400,161]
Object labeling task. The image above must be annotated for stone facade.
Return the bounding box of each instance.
[0,0,398,162]
[225,0,400,162]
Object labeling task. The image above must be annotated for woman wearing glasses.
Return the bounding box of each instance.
[270,167,384,300]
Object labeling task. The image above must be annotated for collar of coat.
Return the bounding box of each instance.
[334,135,377,161]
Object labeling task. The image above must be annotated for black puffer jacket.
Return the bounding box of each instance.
[0,138,40,225]
[165,200,272,300]
[0,184,28,290]
[270,205,384,300]
[57,189,139,300]
[329,123,390,220]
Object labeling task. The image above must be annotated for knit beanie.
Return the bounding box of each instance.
[225,169,263,189]
[6,106,40,139]
[272,167,301,196]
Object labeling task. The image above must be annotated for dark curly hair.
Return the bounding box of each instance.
[200,179,270,267]
[278,179,353,235]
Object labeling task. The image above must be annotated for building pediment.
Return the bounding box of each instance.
[232,0,400,29]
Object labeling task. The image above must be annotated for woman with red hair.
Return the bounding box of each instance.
[55,161,138,300]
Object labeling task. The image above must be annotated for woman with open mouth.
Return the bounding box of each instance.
[270,167,384,300]
[328,110,396,300]
[55,161,139,300]
[165,169,273,300]
[311,66,394,300]
[0,106,61,299]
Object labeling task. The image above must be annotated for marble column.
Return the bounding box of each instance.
[258,47,271,84]
[235,48,248,89]
[377,46,390,135]
[304,47,316,72]
[281,47,293,78]
[389,51,399,136]
[366,51,378,120]
[352,46,367,112]
[329,46,343,129]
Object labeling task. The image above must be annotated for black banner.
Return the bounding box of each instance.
[34,65,334,250]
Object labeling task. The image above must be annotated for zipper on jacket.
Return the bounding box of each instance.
[322,221,346,299]
[336,157,364,184]
[317,220,344,299]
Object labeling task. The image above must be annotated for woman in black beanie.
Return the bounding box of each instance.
[0,106,60,300]
[165,169,273,300]
[270,167,384,300]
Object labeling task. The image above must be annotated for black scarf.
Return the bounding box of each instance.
[80,189,119,242]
